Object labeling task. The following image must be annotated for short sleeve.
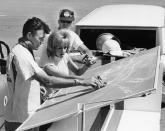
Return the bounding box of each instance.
[71,32,83,49]
[16,54,43,81]
[44,63,59,75]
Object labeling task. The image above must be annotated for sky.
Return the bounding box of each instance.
[0,0,165,47]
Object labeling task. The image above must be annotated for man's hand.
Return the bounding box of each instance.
[80,76,107,89]
[82,55,96,66]
[92,75,107,89]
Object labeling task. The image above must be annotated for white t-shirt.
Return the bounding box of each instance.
[39,49,70,76]
[5,44,43,123]
[61,29,84,52]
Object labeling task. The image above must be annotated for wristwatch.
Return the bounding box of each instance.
[74,79,82,86]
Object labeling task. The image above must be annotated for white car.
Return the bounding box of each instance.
[75,4,165,131]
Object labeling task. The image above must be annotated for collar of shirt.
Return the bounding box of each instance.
[18,37,35,59]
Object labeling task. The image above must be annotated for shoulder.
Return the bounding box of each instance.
[12,44,42,72]
[11,45,43,80]
[12,44,34,61]
[60,29,78,37]
[68,30,78,37]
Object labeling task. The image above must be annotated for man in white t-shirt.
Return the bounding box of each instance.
[58,9,94,57]
[4,17,103,131]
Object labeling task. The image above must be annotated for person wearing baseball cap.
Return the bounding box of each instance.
[58,9,75,30]
[58,9,95,63]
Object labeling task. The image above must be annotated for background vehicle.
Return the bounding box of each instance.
[75,4,165,130]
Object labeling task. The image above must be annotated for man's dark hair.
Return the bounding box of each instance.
[43,22,51,34]
[22,17,50,37]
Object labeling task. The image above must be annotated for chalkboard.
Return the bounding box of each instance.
[17,47,160,131]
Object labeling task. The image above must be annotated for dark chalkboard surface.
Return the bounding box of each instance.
[17,47,160,131]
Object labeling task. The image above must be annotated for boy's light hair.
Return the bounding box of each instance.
[47,29,71,57]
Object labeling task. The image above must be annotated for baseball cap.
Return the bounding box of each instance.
[59,9,75,22]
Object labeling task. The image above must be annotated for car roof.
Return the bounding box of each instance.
[76,4,165,27]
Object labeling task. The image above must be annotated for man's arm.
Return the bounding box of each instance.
[68,55,90,76]
[33,70,77,88]
[77,44,93,57]
[44,64,84,80]
[33,69,104,89]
